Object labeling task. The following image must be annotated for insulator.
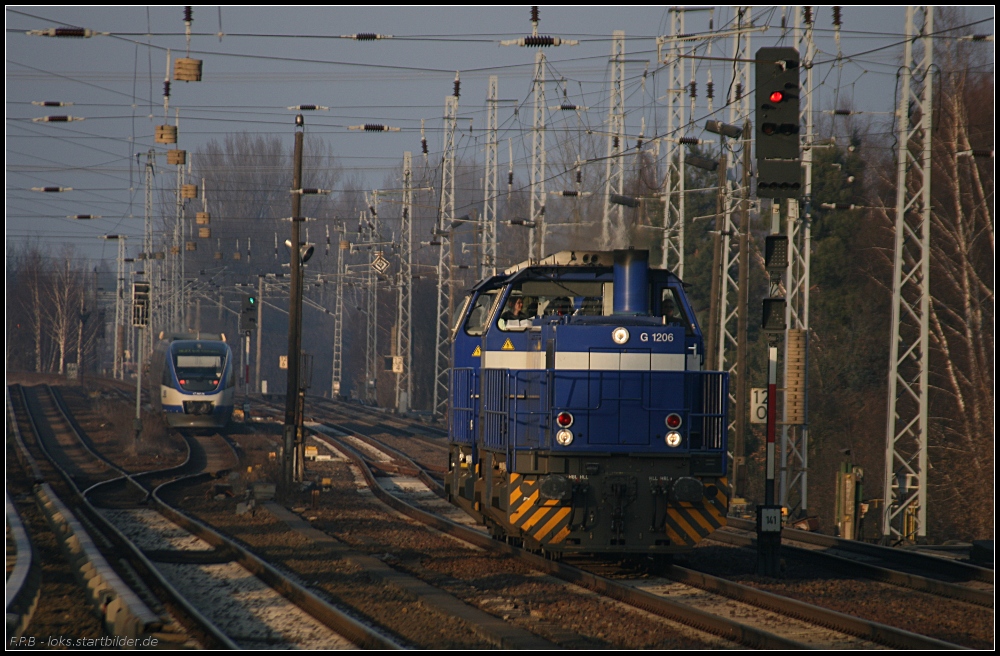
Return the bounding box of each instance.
[679,137,699,145]
[834,109,851,116]
[706,81,715,100]
[734,82,743,101]
[561,190,578,197]
[163,80,171,97]
[523,35,556,47]
[54,28,89,38]
[972,149,994,158]
[576,170,582,184]
[531,6,539,23]
[421,138,428,155]
[355,32,379,40]
[365,123,386,131]
[34,115,70,122]
[612,136,619,149]
[34,101,71,107]
[804,7,812,24]
[689,81,697,98]
[560,103,578,110]
[636,138,643,150]
[832,7,842,26]
[453,74,461,98]
[508,171,514,185]
[183,6,193,23]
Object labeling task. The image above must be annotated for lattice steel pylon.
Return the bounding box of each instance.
[660,13,686,275]
[366,203,380,405]
[716,8,752,497]
[433,95,458,417]
[394,152,414,412]
[530,54,547,260]
[779,7,816,518]
[112,235,127,379]
[143,149,156,358]
[716,6,752,382]
[331,222,345,397]
[602,30,626,249]
[482,77,499,277]
[883,6,934,543]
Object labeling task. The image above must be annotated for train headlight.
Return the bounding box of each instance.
[556,411,574,428]
[665,413,682,429]
[665,431,682,447]
[556,429,574,446]
[612,327,630,344]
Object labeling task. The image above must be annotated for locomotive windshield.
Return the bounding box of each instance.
[498,280,609,331]
[172,343,228,392]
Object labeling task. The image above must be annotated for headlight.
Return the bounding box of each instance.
[665,431,682,447]
[556,429,574,446]
[612,327,630,344]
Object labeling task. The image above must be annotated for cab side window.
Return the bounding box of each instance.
[464,291,498,336]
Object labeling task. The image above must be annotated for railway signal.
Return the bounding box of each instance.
[755,47,802,198]
[241,294,258,331]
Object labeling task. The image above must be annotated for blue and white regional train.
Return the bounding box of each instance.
[446,249,729,557]
[150,332,235,429]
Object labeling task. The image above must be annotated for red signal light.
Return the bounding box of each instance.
[769,90,785,103]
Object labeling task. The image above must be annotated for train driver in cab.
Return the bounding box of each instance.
[499,294,532,330]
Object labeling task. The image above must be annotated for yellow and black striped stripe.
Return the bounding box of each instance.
[508,473,573,545]
[664,477,729,546]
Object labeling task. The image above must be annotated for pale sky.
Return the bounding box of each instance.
[6,6,995,264]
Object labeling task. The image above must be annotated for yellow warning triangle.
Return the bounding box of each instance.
[501,338,515,351]
[472,345,482,357]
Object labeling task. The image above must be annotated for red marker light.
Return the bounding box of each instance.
[556,411,574,428]
[666,413,683,429]
[769,90,785,103]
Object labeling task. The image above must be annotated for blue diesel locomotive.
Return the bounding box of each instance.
[446,249,729,557]
[150,332,235,429]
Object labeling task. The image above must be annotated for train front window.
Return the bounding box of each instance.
[174,348,227,392]
[499,280,606,331]
[661,287,694,334]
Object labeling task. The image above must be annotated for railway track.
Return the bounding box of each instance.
[716,517,993,606]
[7,383,400,649]
[299,412,968,650]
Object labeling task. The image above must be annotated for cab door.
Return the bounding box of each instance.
[451,290,499,447]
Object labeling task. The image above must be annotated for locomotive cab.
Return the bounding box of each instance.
[446,249,729,556]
